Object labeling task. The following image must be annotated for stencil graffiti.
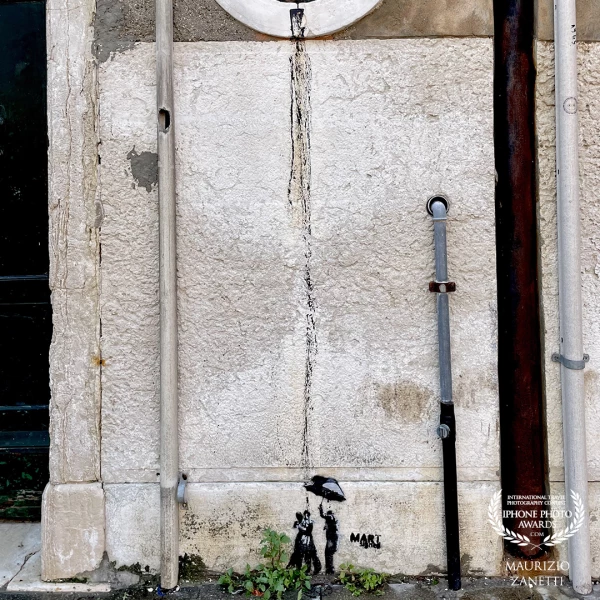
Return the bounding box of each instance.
[350,533,381,549]
[291,476,345,574]
[319,504,339,574]
[289,510,322,574]
[304,476,346,503]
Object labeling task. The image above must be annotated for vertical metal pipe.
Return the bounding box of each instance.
[554,1,592,594]
[428,197,461,591]
[493,0,547,555]
[156,0,179,588]
[433,211,452,406]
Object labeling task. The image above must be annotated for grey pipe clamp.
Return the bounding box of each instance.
[177,474,188,507]
[552,352,590,370]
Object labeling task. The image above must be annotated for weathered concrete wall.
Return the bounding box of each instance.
[43,0,106,580]
[105,482,501,575]
[43,0,600,582]
[47,0,101,487]
[97,38,499,575]
[536,41,600,577]
[41,484,105,580]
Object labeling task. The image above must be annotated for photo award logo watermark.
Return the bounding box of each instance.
[488,489,584,551]
[487,489,585,586]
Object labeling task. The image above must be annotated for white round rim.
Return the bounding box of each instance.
[214,0,382,39]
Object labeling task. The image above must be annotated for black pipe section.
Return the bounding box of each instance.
[440,402,460,591]
[494,0,548,557]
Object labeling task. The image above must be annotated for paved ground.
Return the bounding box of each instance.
[0,523,41,589]
[2,524,600,600]
[2,580,600,600]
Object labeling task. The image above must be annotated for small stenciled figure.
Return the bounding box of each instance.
[319,502,339,575]
[289,510,322,575]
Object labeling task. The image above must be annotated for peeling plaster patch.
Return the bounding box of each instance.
[94,40,137,65]
[94,0,142,63]
[127,148,158,192]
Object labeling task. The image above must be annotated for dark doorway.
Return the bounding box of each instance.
[0,0,51,520]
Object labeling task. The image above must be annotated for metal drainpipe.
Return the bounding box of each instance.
[494,0,547,555]
[156,0,179,588]
[553,1,592,594]
[427,196,461,591]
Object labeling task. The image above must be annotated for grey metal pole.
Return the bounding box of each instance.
[428,196,460,591]
[432,204,452,405]
[156,0,179,588]
[554,0,592,594]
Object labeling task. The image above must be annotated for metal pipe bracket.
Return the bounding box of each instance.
[552,352,590,370]
[429,281,456,294]
[177,474,187,507]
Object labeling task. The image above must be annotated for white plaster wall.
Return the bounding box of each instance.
[307,42,497,478]
[105,484,160,572]
[537,41,600,577]
[536,42,563,484]
[98,39,499,574]
[98,46,160,482]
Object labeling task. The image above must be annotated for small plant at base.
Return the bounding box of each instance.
[219,568,242,594]
[260,530,290,569]
[218,529,312,600]
[338,564,389,596]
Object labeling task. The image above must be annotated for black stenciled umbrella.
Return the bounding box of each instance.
[304,476,346,502]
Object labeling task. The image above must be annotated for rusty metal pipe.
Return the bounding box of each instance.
[494,0,547,557]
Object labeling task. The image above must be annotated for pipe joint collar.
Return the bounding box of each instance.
[427,195,450,217]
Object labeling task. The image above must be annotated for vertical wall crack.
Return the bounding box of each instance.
[288,9,315,474]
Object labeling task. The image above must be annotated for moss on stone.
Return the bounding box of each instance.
[179,553,207,582]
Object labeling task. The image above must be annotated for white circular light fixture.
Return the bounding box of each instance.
[214,0,382,39]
